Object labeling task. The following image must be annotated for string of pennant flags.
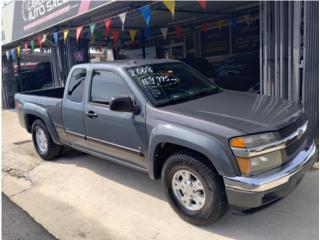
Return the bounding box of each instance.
[5,0,255,60]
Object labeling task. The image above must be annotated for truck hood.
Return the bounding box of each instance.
[161,90,303,134]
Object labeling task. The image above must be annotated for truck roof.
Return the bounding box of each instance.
[75,59,180,69]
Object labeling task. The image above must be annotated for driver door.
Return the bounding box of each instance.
[84,69,146,168]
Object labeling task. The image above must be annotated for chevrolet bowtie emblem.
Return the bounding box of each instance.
[297,121,308,139]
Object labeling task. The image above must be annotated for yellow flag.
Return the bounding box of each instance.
[216,20,224,30]
[63,29,69,42]
[129,29,137,42]
[163,0,175,19]
[17,46,21,57]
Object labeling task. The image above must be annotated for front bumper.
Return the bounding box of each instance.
[224,142,316,209]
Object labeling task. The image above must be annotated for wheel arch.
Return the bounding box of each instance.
[23,103,61,145]
[148,125,237,179]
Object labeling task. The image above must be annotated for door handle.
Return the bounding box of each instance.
[85,111,98,118]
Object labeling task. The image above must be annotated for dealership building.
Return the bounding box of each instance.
[1,0,319,142]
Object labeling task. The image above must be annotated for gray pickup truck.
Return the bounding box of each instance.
[15,59,316,225]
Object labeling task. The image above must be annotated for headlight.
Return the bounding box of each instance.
[230,133,283,176]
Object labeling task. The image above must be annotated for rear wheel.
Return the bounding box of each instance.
[161,150,228,226]
[32,119,62,160]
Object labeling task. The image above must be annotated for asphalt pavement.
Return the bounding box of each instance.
[2,194,56,240]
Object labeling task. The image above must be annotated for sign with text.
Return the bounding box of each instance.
[11,0,109,43]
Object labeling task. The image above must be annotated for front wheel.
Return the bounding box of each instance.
[161,150,228,226]
[32,119,62,160]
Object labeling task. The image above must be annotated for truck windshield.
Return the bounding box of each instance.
[127,62,219,106]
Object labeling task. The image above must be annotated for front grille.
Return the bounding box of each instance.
[285,130,308,157]
[278,115,306,138]
[278,114,308,164]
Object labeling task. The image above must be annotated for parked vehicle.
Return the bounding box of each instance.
[15,59,316,225]
[212,52,260,93]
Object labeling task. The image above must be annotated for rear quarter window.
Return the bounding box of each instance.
[67,68,87,103]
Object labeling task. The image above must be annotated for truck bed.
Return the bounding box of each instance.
[15,87,65,137]
[19,87,65,98]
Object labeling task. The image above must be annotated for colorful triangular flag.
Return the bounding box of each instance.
[53,32,59,44]
[90,24,95,36]
[63,29,69,42]
[198,0,207,10]
[105,18,112,35]
[17,46,21,57]
[160,27,168,39]
[140,5,151,27]
[163,0,175,19]
[128,29,137,42]
[10,49,16,59]
[76,26,83,42]
[5,50,10,60]
[24,42,28,51]
[30,40,35,51]
[216,20,224,30]
[37,34,43,48]
[41,34,47,43]
[119,12,127,31]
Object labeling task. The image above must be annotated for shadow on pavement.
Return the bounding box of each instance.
[54,150,319,240]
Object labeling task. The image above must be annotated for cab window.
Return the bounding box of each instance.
[90,70,131,105]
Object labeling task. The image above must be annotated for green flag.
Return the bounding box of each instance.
[30,40,35,51]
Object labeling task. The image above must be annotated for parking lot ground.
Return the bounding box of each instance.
[2,194,57,240]
[2,110,319,240]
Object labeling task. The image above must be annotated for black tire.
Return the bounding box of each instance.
[161,150,229,226]
[31,119,62,160]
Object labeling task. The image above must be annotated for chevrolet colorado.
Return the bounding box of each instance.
[15,59,316,225]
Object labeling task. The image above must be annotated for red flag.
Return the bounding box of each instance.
[37,34,43,48]
[105,18,112,35]
[112,31,120,44]
[198,0,207,10]
[202,22,209,32]
[175,25,182,38]
[76,26,83,42]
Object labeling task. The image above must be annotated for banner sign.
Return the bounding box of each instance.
[202,26,230,56]
[232,18,259,53]
[2,1,14,45]
[11,0,109,43]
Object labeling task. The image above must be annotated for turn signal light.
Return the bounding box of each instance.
[235,157,250,175]
[230,138,246,148]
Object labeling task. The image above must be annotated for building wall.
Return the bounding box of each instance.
[260,1,319,141]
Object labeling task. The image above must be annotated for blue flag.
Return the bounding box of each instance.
[53,32,59,44]
[10,49,16,59]
[139,4,151,27]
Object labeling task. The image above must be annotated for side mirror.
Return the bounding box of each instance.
[110,96,140,114]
